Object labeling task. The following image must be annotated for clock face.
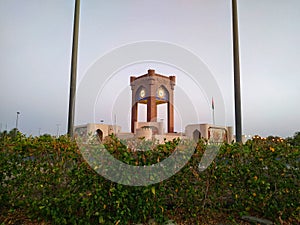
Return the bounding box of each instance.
[158,88,164,98]
[140,89,145,98]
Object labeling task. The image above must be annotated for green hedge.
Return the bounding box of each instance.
[0,131,299,224]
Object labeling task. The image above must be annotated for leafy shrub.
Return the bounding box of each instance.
[0,131,299,224]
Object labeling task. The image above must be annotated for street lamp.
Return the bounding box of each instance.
[16,112,20,130]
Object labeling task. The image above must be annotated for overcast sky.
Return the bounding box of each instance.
[0,0,299,138]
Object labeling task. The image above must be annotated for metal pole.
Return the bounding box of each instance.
[68,0,80,137]
[16,112,20,130]
[56,124,60,137]
[212,97,215,125]
[232,0,242,143]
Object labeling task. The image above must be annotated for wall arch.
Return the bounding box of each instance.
[193,129,201,141]
[96,129,103,141]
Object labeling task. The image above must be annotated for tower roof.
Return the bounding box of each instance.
[130,69,175,84]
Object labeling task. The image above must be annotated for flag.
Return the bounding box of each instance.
[212,97,214,110]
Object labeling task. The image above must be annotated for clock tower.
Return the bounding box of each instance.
[130,69,176,133]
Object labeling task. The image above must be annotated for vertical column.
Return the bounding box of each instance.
[130,76,137,133]
[147,96,157,122]
[227,126,233,143]
[232,0,242,142]
[167,102,174,133]
[168,76,175,133]
[131,102,137,133]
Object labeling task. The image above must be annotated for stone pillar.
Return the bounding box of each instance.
[147,71,156,122]
[167,102,174,133]
[130,76,136,133]
[147,96,157,122]
[227,126,233,143]
[201,124,209,140]
[131,102,137,133]
[167,76,175,133]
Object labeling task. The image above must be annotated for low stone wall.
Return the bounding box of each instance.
[135,127,152,140]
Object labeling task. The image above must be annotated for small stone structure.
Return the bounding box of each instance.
[74,123,121,141]
[135,127,153,140]
[185,124,233,143]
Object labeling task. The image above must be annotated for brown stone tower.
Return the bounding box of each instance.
[130,69,176,133]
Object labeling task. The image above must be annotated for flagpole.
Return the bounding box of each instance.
[212,97,215,125]
[68,0,80,137]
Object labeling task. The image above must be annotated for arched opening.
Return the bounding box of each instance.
[137,103,147,122]
[157,103,167,133]
[156,85,169,102]
[136,86,147,102]
[96,129,103,141]
[193,129,201,141]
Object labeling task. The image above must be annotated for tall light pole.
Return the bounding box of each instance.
[68,0,80,137]
[232,0,242,143]
[16,112,20,130]
[56,124,60,137]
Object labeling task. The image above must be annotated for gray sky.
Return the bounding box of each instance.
[0,0,299,138]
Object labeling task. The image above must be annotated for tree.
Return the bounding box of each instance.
[286,131,300,146]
